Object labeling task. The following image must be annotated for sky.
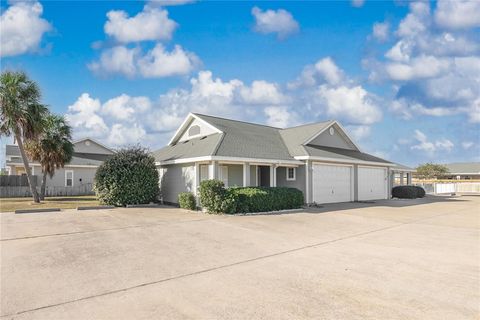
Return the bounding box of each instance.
[1,0,479,167]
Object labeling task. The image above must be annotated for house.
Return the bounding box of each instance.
[442,162,480,180]
[4,138,115,196]
[153,113,412,205]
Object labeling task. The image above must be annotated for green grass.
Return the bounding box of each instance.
[0,195,100,212]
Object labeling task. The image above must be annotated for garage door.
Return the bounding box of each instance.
[358,167,387,201]
[312,164,352,204]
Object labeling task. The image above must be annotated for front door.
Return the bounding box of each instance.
[258,166,270,187]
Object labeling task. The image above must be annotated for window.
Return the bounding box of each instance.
[188,125,200,137]
[65,170,74,187]
[286,167,296,181]
[200,165,209,182]
[219,165,228,187]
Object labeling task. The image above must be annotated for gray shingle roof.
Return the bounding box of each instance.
[152,113,396,165]
[5,145,113,167]
[443,162,480,174]
[152,133,223,162]
[194,114,294,161]
[303,145,392,164]
[279,121,333,157]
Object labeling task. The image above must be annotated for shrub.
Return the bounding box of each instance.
[199,179,304,214]
[392,185,426,199]
[94,146,159,206]
[199,179,232,214]
[178,192,196,210]
[230,187,304,213]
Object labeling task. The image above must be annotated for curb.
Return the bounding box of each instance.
[77,205,115,211]
[235,208,304,216]
[15,208,62,214]
[125,204,162,208]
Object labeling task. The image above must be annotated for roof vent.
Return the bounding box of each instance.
[200,136,207,140]
[183,140,190,143]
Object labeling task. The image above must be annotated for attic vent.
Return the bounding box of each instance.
[188,125,200,136]
[85,140,91,146]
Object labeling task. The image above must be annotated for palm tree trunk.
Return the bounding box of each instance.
[14,132,40,203]
[41,170,47,200]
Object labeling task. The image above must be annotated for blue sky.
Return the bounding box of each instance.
[1,0,479,167]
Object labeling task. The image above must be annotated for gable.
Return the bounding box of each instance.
[178,118,219,142]
[307,123,357,150]
[73,139,114,155]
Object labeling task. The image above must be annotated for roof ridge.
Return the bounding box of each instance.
[281,119,333,130]
[193,113,282,129]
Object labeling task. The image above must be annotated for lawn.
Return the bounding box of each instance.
[0,196,100,212]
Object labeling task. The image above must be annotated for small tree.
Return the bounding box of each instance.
[94,146,159,206]
[25,114,74,199]
[0,71,48,203]
[415,163,449,180]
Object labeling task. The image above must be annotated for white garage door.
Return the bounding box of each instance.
[358,167,387,201]
[312,164,352,204]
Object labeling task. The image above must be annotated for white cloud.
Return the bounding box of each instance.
[264,106,298,128]
[239,80,288,105]
[289,57,344,88]
[462,141,474,150]
[346,125,371,141]
[351,0,365,8]
[65,93,109,138]
[251,7,299,39]
[316,85,381,125]
[385,55,450,81]
[434,0,480,30]
[88,46,139,77]
[107,123,146,146]
[410,129,454,154]
[372,21,389,42]
[0,1,51,57]
[137,44,200,78]
[104,6,177,43]
[89,44,199,78]
[102,94,151,121]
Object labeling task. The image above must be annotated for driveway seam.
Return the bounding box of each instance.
[1,209,466,318]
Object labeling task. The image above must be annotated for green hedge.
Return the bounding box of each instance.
[94,146,159,206]
[392,185,426,199]
[199,179,304,214]
[229,187,304,213]
[178,192,196,210]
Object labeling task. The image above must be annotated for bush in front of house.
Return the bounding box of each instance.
[94,146,159,206]
[229,187,304,213]
[392,185,426,199]
[178,192,196,210]
[199,179,304,214]
[198,179,237,214]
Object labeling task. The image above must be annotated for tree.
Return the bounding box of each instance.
[94,146,159,206]
[0,71,47,203]
[25,114,74,200]
[415,163,449,180]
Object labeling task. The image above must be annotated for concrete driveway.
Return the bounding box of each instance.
[1,196,479,319]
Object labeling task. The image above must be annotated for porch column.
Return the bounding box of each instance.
[400,172,405,185]
[194,163,200,195]
[243,163,250,187]
[209,161,218,180]
[270,165,277,187]
[407,172,412,185]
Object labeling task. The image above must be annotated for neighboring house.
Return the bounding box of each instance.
[153,113,412,205]
[442,162,480,180]
[4,138,115,196]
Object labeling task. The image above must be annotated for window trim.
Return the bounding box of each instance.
[286,167,296,181]
[65,170,74,187]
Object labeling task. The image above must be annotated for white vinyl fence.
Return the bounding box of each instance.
[415,182,480,194]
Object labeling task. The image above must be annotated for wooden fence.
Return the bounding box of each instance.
[0,182,95,198]
[0,175,38,187]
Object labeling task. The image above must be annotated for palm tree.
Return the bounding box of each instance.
[0,71,47,203]
[25,114,74,200]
